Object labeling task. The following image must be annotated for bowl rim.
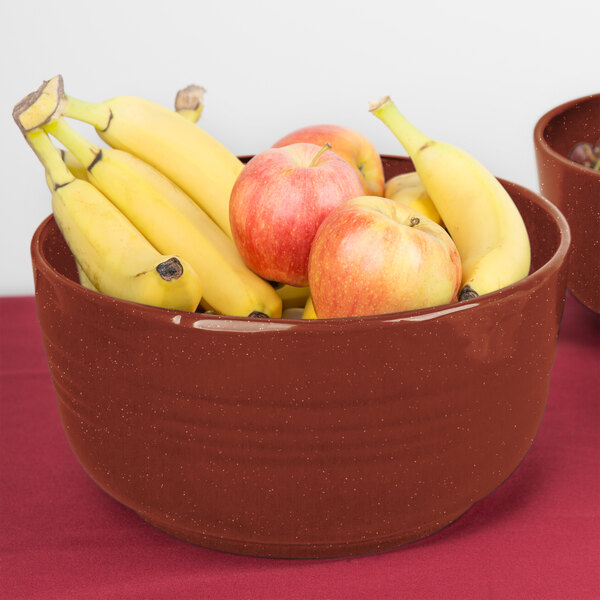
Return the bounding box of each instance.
[31,155,571,329]
[533,92,600,177]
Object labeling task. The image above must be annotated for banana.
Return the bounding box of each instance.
[21,128,203,311]
[59,84,207,182]
[52,75,242,239]
[43,168,97,291]
[75,260,97,291]
[173,86,303,315]
[60,83,208,291]
[275,284,311,310]
[302,296,317,319]
[175,85,310,310]
[43,117,281,318]
[384,171,443,226]
[172,85,303,315]
[370,96,531,300]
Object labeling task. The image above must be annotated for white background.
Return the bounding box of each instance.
[1,0,597,296]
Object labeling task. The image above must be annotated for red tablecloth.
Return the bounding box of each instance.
[1,293,599,600]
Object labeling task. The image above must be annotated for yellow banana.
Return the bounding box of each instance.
[370,96,530,300]
[53,75,242,239]
[60,83,207,182]
[170,85,309,314]
[43,117,281,318]
[43,168,97,291]
[171,86,304,314]
[302,296,317,319]
[384,171,443,226]
[75,260,97,291]
[275,284,311,310]
[61,83,207,290]
[21,129,202,312]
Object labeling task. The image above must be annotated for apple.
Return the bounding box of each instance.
[272,124,385,196]
[384,171,443,226]
[229,142,364,287]
[308,196,462,318]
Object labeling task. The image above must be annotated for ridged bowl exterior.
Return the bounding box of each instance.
[31,156,570,558]
[534,93,600,313]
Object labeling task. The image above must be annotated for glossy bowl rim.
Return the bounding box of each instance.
[533,92,600,178]
[31,155,571,329]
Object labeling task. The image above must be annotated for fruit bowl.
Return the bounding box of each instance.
[534,93,600,313]
[31,156,570,559]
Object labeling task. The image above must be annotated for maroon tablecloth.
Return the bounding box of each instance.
[1,293,599,599]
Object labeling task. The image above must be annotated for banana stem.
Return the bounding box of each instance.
[12,75,65,133]
[26,129,75,188]
[63,94,112,131]
[369,96,429,156]
[175,84,205,123]
[45,119,100,170]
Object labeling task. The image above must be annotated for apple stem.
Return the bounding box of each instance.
[308,142,332,167]
[410,217,420,226]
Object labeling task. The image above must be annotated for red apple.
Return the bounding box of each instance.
[229,142,364,287]
[308,196,462,318]
[272,124,385,196]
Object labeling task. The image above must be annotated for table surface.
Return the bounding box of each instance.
[1,292,599,600]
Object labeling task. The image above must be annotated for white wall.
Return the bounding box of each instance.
[1,0,597,296]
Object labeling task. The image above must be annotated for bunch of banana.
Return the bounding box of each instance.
[370,96,531,301]
[55,77,243,240]
[14,76,282,317]
[61,77,303,315]
[60,83,208,183]
[60,83,207,292]
[22,128,203,312]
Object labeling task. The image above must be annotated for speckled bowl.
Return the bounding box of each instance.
[534,93,600,313]
[31,156,570,559]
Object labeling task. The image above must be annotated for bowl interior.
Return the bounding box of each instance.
[538,94,600,165]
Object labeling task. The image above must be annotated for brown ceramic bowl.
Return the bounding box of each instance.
[31,156,570,559]
[534,93,600,313]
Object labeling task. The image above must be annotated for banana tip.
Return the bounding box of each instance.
[156,257,184,281]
